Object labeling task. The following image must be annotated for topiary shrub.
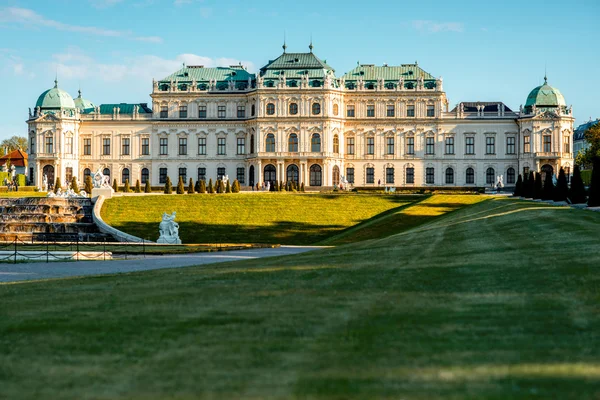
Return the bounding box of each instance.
[164,176,172,194]
[513,174,522,197]
[84,175,93,195]
[216,179,224,194]
[570,165,587,204]
[208,178,214,194]
[144,180,151,193]
[70,176,80,194]
[112,179,118,193]
[533,172,542,199]
[300,182,305,192]
[554,168,568,202]
[54,177,62,193]
[194,179,200,193]
[199,180,206,194]
[124,179,131,193]
[541,172,554,200]
[188,178,195,194]
[588,157,600,207]
[232,179,240,193]
[134,179,141,193]
[526,171,535,198]
[225,180,231,193]
[176,176,185,194]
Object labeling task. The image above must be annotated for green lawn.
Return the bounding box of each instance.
[0,191,47,198]
[2,197,600,399]
[101,193,418,245]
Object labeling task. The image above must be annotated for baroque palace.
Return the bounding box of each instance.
[27,45,575,189]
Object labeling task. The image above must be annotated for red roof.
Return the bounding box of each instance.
[0,149,28,167]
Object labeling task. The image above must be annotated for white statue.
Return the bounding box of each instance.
[92,168,112,190]
[157,211,182,244]
[223,175,229,186]
[42,174,48,191]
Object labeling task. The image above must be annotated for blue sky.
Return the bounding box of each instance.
[0,0,598,140]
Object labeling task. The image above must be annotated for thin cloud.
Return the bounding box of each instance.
[91,0,125,8]
[412,20,464,33]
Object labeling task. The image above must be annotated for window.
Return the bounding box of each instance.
[506,137,516,155]
[347,105,355,117]
[387,105,395,117]
[288,134,298,152]
[159,167,167,184]
[406,167,414,184]
[65,137,73,154]
[333,135,340,154]
[122,168,130,184]
[103,138,110,155]
[406,137,414,155]
[266,103,275,115]
[179,105,187,118]
[407,105,415,117]
[198,105,207,119]
[486,168,495,185]
[366,137,374,155]
[217,138,226,155]
[445,137,454,154]
[346,167,354,184]
[507,167,515,184]
[160,106,168,118]
[426,105,435,117]
[367,105,375,117]
[236,167,245,184]
[103,168,110,178]
[141,138,149,155]
[251,104,255,116]
[486,137,495,154]
[445,167,454,184]
[217,167,226,180]
[311,134,321,152]
[524,135,531,153]
[426,137,435,155]
[237,138,245,155]
[178,167,187,182]
[366,167,374,184]
[386,167,394,184]
[312,103,321,115]
[237,106,245,118]
[309,164,322,186]
[563,136,570,153]
[333,104,339,116]
[287,165,299,183]
[289,103,298,115]
[198,137,206,155]
[65,167,73,183]
[250,135,255,153]
[159,138,168,155]
[543,135,551,152]
[266,134,275,152]
[122,138,130,155]
[218,105,226,118]
[386,137,394,155]
[347,137,355,155]
[466,168,475,184]
[141,168,149,184]
[465,137,475,155]
[178,138,187,155]
[30,137,34,153]
[197,168,206,182]
[426,167,434,184]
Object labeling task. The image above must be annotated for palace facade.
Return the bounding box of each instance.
[27,45,575,189]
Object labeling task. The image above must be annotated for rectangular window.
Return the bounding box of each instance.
[386,105,395,117]
[406,137,415,155]
[426,167,434,184]
[237,106,245,118]
[445,137,454,154]
[65,137,73,154]
[178,137,187,155]
[198,167,206,182]
[102,138,110,155]
[366,137,375,155]
[218,105,226,118]
[347,137,355,155]
[141,138,149,155]
[217,138,226,155]
[198,105,207,119]
[160,106,168,118]
[45,137,53,154]
[237,138,245,155]
[366,167,374,184]
[563,136,570,153]
[237,167,245,184]
[347,105,355,117]
[406,167,414,184]
[217,167,225,180]
[367,105,375,117]
[159,167,167,184]
[524,135,531,153]
[506,137,516,155]
[386,167,394,184]
[543,135,551,152]
[486,137,495,154]
[83,138,91,155]
[179,167,187,182]
[179,105,187,118]
[465,137,475,155]
[121,138,130,155]
[30,137,34,153]
[159,138,168,156]
[407,105,415,117]
[346,167,354,184]
[198,137,207,155]
[426,137,435,155]
[386,137,394,155]
[426,105,435,117]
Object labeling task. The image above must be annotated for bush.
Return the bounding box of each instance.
[176,176,185,194]
[84,176,93,195]
[232,179,240,193]
[207,179,214,194]
[144,180,151,193]
[194,180,200,193]
[225,180,232,193]
[569,165,587,204]
[71,176,80,194]
[513,174,522,197]
[588,157,600,207]
[533,172,542,199]
[134,180,141,193]
[526,172,535,198]
[199,180,206,194]
[112,179,118,193]
[164,176,172,194]
[124,179,131,193]
[216,179,223,194]
[554,168,568,202]
[541,172,554,200]
[187,178,195,194]
[300,182,305,192]
[54,177,62,193]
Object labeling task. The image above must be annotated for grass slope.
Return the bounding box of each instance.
[101,193,416,245]
[2,197,600,399]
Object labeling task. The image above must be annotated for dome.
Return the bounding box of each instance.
[525,77,566,108]
[35,80,76,110]
[73,89,95,111]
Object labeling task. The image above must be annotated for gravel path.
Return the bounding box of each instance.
[0,246,325,283]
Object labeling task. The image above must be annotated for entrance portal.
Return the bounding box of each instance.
[42,165,55,189]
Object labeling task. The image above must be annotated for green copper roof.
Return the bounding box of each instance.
[342,64,435,82]
[73,90,95,111]
[81,103,152,115]
[159,65,253,83]
[525,78,566,108]
[35,80,76,109]
[260,52,334,73]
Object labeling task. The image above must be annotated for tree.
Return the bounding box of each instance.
[0,136,28,155]
[541,171,554,200]
[188,178,195,194]
[232,179,240,193]
[84,175,93,195]
[194,179,201,193]
[70,176,79,193]
[164,176,172,194]
[225,179,231,193]
[278,180,283,191]
[526,171,535,198]
[216,179,224,193]
[588,157,600,207]
[176,176,185,194]
[54,177,62,193]
[578,122,600,168]
[513,174,522,197]
[124,179,131,193]
[300,182,305,192]
[207,178,214,194]
[533,172,542,199]
[134,179,141,193]
[569,165,587,204]
[554,168,569,202]
[144,180,151,193]
[112,179,118,192]
[199,180,206,194]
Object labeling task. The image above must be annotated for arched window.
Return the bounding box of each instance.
[251,104,256,116]
[266,103,275,115]
[250,134,255,153]
[265,134,275,152]
[445,167,454,184]
[103,168,110,178]
[507,167,515,184]
[288,134,298,152]
[332,166,340,186]
[286,164,299,184]
[289,103,298,115]
[122,168,130,184]
[333,104,339,116]
[466,168,475,184]
[311,133,321,152]
[333,134,339,154]
[312,103,321,115]
[310,164,322,186]
[83,168,91,179]
[264,164,276,185]
[486,168,495,185]
[141,168,149,184]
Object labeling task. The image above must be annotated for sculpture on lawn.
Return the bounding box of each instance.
[158,211,182,244]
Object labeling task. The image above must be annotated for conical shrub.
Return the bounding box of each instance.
[541,172,554,200]
[164,176,172,194]
[569,165,587,204]
[513,174,522,197]
[588,157,600,207]
[553,168,568,202]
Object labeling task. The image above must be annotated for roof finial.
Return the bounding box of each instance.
[309,34,313,53]
[54,70,58,88]
[282,31,287,53]
[544,64,547,84]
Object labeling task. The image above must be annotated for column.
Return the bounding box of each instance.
[257,160,262,185]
